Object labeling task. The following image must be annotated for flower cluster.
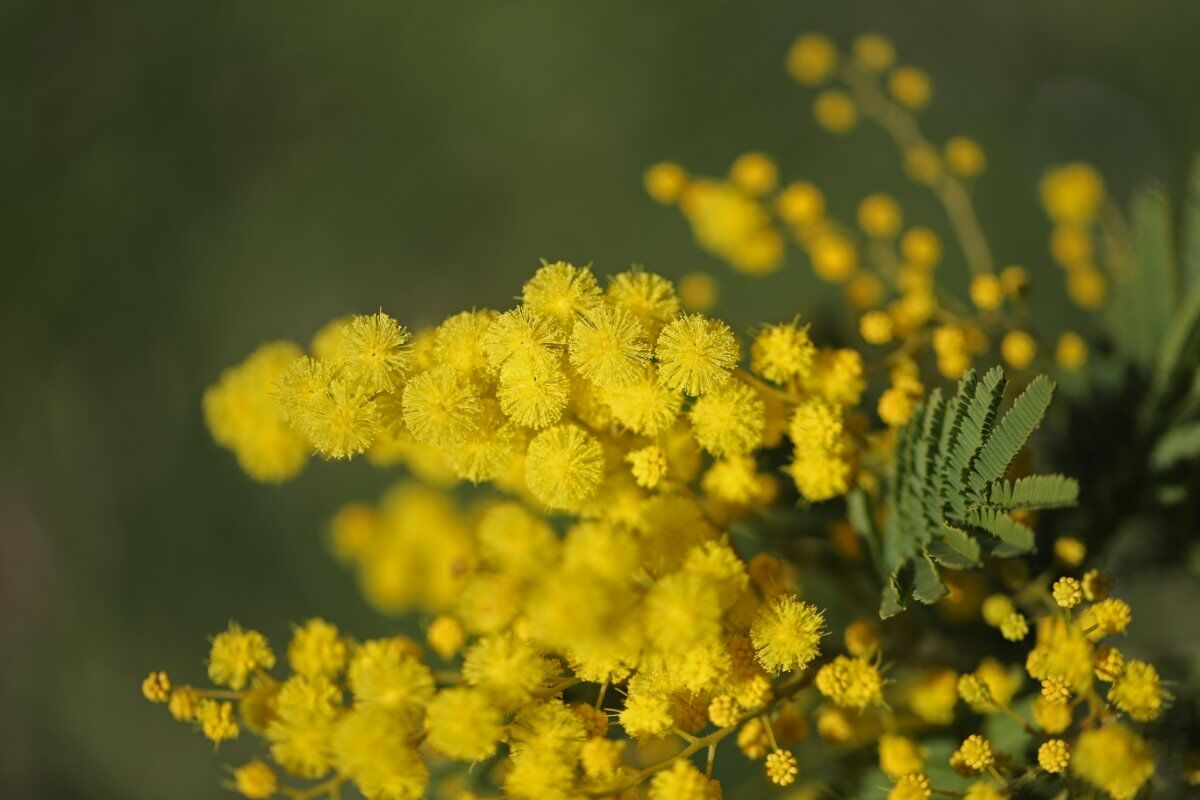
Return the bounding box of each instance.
[145,28,1198,800]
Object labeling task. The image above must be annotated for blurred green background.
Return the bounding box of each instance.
[4,0,1200,797]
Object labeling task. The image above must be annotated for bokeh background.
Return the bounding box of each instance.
[4,0,1200,797]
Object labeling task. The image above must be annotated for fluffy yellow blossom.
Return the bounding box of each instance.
[815,655,884,709]
[1031,696,1072,733]
[525,423,605,509]
[522,261,602,327]
[813,89,858,134]
[1083,597,1132,638]
[142,670,170,703]
[203,342,309,482]
[1072,724,1155,799]
[1038,739,1070,774]
[197,699,239,743]
[963,782,1001,800]
[751,321,816,383]
[945,136,986,177]
[730,151,778,195]
[426,615,465,661]
[333,708,428,800]
[402,365,481,446]
[809,230,858,281]
[900,226,942,267]
[497,358,569,429]
[648,759,721,800]
[208,623,275,691]
[1000,330,1037,370]
[1108,660,1164,721]
[1041,163,1105,224]
[232,760,277,799]
[425,687,504,761]
[999,612,1029,642]
[348,638,434,721]
[1055,332,1088,370]
[853,32,895,71]
[879,734,925,779]
[627,445,669,489]
[1095,646,1126,682]
[655,314,739,395]
[689,380,765,456]
[1041,676,1071,705]
[606,269,681,331]
[750,594,825,674]
[969,274,1004,311]
[858,193,903,238]
[620,686,674,740]
[462,633,554,709]
[787,32,837,85]
[888,773,932,800]
[889,66,932,109]
[1053,536,1086,566]
[288,618,347,679]
[569,305,651,387]
[777,181,826,226]
[645,161,688,204]
[339,312,412,393]
[910,669,958,724]
[860,311,894,345]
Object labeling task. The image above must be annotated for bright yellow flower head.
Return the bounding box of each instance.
[889,66,933,109]
[1072,724,1155,800]
[879,734,925,779]
[655,314,739,396]
[813,89,858,134]
[1108,660,1165,722]
[888,773,932,800]
[787,32,838,85]
[815,655,884,710]
[689,379,765,457]
[853,32,896,72]
[288,618,347,679]
[858,193,903,238]
[750,594,825,674]
[524,423,605,509]
[751,321,816,384]
[569,304,651,387]
[425,687,504,761]
[208,622,275,691]
[232,760,277,799]
[606,269,681,332]
[1038,739,1071,774]
[644,161,689,204]
[339,312,413,393]
[1041,162,1105,225]
[730,151,779,196]
[777,181,826,226]
[522,261,602,327]
[944,136,986,178]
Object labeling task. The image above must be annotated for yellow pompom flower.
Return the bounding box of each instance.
[1072,724,1155,800]
[402,365,481,446]
[1055,332,1088,370]
[580,737,625,777]
[858,193,903,238]
[813,89,858,134]
[963,781,1001,800]
[750,594,825,674]
[197,699,239,743]
[302,378,381,459]
[460,633,554,710]
[208,622,275,691]
[426,615,465,661]
[1031,696,1072,733]
[648,758,721,800]
[956,734,994,771]
[644,161,689,204]
[786,32,837,85]
[969,274,1004,311]
[809,231,858,282]
[425,687,504,761]
[168,686,200,722]
[569,305,651,387]
[497,357,569,429]
[1000,330,1037,370]
[1041,162,1105,225]
[853,32,895,72]
[860,311,894,345]
[232,760,277,799]
[889,66,933,109]
[999,612,1029,642]
[333,708,428,800]
[524,423,605,509]
[1084,597,1132,638]
[606,269,681,332]
[289,618,347,678]
[521,261,602,327]
[815,655,884,709]
[203,342,310,483]
[777,181,826,226]
[339,312,412,393]
[751,321,816,384]
[1041,676,1071,705]
[655,314,739,396]
[900,226,942,267]
[689,380,765,457]
[347,638,435,721]
[766,749,799,786]
[788,453,851,501]
[446,400,523,483]
[142,670,171,703]
[910,669,958,725]
[879,734,925,779]
[482,307,562,372]
[627,445,669,489]
[604,369,682,435]
[644,571,722,653]
[434,309,497,378]
[1052,577,1082,609]
[888,773,932,800]
[944,136,986,178]
[981,594,1015,627]
[1054,536,1086,566]
[730,151,778,196]
[620,686,674,740]
[1108,660,1164,721]
[1038,739,1070,774]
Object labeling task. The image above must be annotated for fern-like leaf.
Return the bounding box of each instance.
[987,475,1079,509]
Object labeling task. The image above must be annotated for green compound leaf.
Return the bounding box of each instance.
[877,368,1077,618]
